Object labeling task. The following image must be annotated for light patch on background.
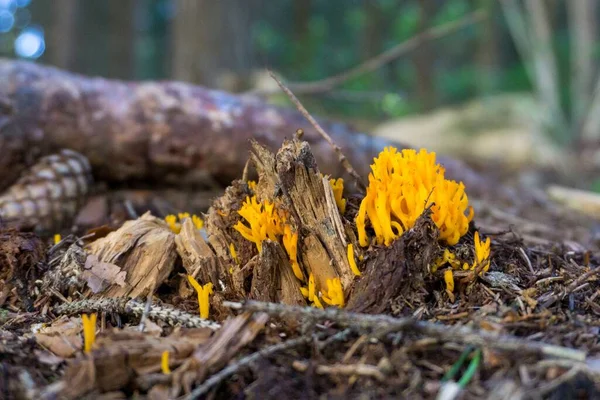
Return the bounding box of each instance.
[15,25,44,59]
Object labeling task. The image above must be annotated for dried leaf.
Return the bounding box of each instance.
[83,254,126,294]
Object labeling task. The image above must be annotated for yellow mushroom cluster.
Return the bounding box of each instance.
[234,196,302,279]
[356,147,473,247]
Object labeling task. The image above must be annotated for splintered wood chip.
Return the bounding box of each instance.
[86,212,177,298]
[176,312,269,390]
[175,218,224,290]
[34,316,83,358]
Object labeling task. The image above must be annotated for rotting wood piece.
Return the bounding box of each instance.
[346,210,440,314]
[252,240,306,306]
[175,218,225,291]
[86,212,177,298]
[0,59,507,201]
[273,139,355,291]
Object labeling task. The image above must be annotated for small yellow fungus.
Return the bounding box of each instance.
[432,248,461,273]
[444,269,455,293]
[329,178,346,214]
[229,242,239,264]
[165,214,180,234]
[166,213,203,233]
[161,351,171,375]
[308,273,316,302]
[471,231,491,272]
[81,313,97,354]
[312,295,324,309]
[247,180,257,190]
[187,275,213,319]
[356,147,473,247]
[300,286,309,298]
[53,234,61,245]
[283,226,302,280]
[347,243,361,276]
[192,215,204,230]
[234,196,301,280]
[321,278,345,307]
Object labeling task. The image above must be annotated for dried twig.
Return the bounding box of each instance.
[293,360,387,382]
[53,298,221,330]
[224,300,586,361]
[182,335,311,400]
[256,11,484,96]
[269,71,367,192]
[539,266,600,309]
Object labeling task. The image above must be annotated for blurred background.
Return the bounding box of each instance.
[3,0,600,192]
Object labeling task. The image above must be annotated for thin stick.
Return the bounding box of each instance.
[224,300,586,361]
[54,298,221,330]
[269,71,367,192]
[182,335,311,400]
[256,11,484,96]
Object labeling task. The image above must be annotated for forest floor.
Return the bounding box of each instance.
[2,134,600,400]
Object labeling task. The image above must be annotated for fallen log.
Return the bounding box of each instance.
[0,59,492,197]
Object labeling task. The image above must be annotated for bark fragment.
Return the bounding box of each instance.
[346,210,440,314]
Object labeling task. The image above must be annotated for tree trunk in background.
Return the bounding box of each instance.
[71,1,134,79]
[171,0,259,91]
[106,0,136,79]
[362,1,389,86]
[414,0,436,111]
[475,0,499,95]
[568,0,597,127]
[47,0,78,70]
[292,0,312,65]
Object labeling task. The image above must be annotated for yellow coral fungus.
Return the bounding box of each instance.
[464,231,491,272]
[312,295,324,309]
[283,225,302,280]
[81,313,97,354]
[53,234,61,245]
[329,178,346,214]
[356,147,473,247]
[187,275,213,319]
[161,351,171,375]
[229,242,239,264]
[347,244,361,276]
[300,286,309,298]
[432,248,461,273]
[321,278,345,307]
[165,214,179,233]
[308,273,316,302]
[192,215,204,230]
[444,269,455,293]
[165,213,203,233]
[234,195,301,280]
[247,180,257,190]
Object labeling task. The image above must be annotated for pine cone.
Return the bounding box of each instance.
[0,149,93,232]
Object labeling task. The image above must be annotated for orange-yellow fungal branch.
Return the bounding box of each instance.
[82,313,97,354]
[187,275,213,319]
[356,147,473,247]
